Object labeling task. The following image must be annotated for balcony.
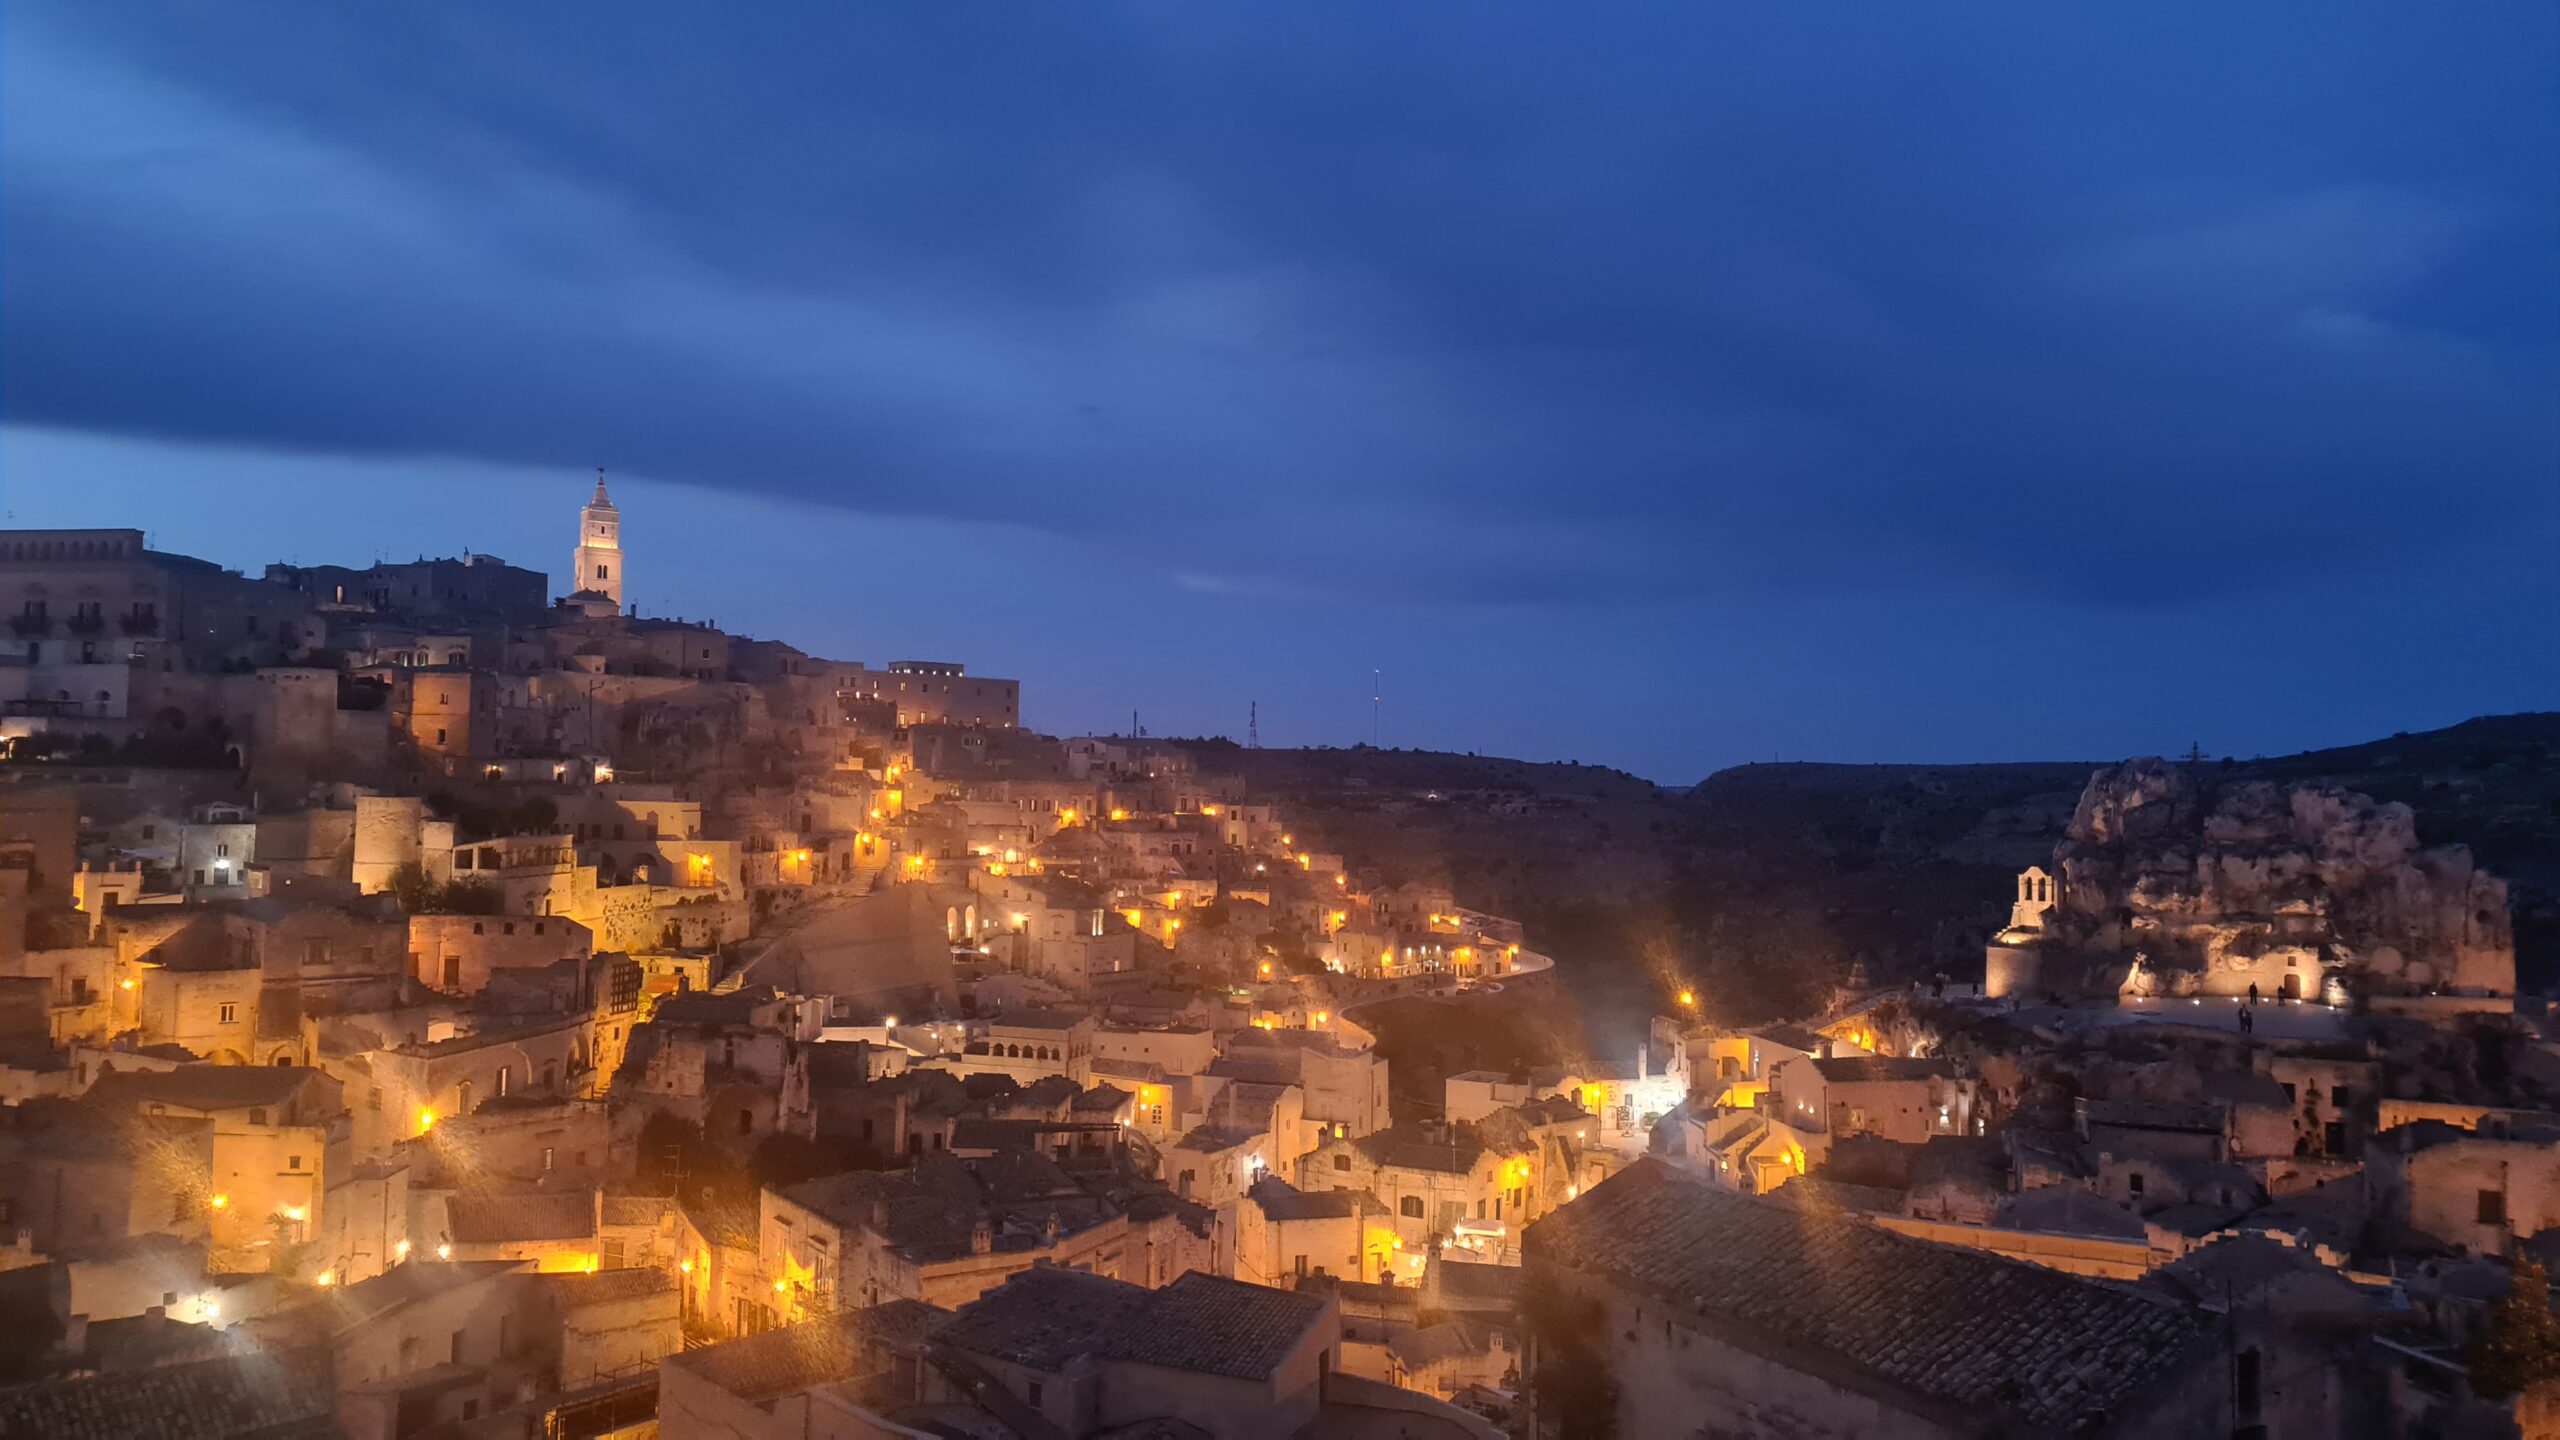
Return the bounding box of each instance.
[119,611,161,636]
[7,613,51,638]
[64,612,105,637]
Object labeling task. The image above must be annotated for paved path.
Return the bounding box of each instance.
[2013,995,2352,1043]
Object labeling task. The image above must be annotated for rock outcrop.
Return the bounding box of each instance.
[2000,759,2514,1001]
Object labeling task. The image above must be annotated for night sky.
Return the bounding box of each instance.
[5,5,2554,781]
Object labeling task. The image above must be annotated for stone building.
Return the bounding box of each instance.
[408,912,592,996]
[82,1064,350,1267]
[761,1154,1132,1313]
[0,1098,215,1256]
[838,660,1020,729]
[263,552,549,629]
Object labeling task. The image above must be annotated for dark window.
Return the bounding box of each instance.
[738,1108,754,1136]
[2236,1347,2262,1420]
[1400,1195,1424,1219]
[2479,1189,2508,1225]
[2126,1172,2144,1198]
[1027,1380,1045,1408]
[1332,1153,1352,1172]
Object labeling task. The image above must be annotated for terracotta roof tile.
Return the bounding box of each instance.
[1526,1160,2206,1431]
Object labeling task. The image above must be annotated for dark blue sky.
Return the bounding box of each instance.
[5,5,2555,780]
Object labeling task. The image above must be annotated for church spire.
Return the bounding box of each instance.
[573,468,625,609]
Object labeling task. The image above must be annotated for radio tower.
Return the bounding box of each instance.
[1247,701,1259,749]
[1371,669,1382,748]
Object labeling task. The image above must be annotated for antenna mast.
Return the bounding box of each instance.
[1247,701,1259,749]
[1371,669,1381,748]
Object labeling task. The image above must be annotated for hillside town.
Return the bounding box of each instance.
[0,489,2554,1440]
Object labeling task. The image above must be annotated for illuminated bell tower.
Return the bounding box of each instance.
[572,469,623,609]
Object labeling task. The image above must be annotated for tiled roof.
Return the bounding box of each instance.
[1809,1056,1954,1084]
[2080,1098,2223,1134]
[1073,1083,1133,1113]
[864,1298,950,1350]
[1427,1258,1523,1305]
[602,1193,674,1228]
[1775,1178,1907,1217]
[1526,1160,2206,1432]
[0,1344,336,1439]
[948,1118,1120,1152]
[930,1267,1151,1372]
[84,1065,318,1113]
[2199,1073,2292,1111]
[1355,1123,1486,1175]
[1248,1176,1379,1221]
[541,1267,674,1305]
[681,1198,758,1249]
[985,1008,1092,1033]
[666,1311,869,1401]
[448,1188,595,1243]
[1173,1124,1259,1155]
[778,1158,1114,1264]
[1386,1316,1508,1371]
[1017,1075,1082,1109]
[933,1269,1328,1384]
[330,1259,523,1326]
[1745,1024,1828,1054]
[2,1099,208,1161]
[1100,1271,1328,1381]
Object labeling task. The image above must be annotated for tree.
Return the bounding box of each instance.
[2470,1259,2560,1401]
[1519,1264,1618,1440]
[436,878,503,915]
[387,861,439,913]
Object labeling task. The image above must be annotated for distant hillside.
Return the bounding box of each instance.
[1177,715,2560,1053]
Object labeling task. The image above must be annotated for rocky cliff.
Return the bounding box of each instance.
[2044,758,2514,999]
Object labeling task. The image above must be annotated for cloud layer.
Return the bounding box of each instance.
[4,4,2554,774]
